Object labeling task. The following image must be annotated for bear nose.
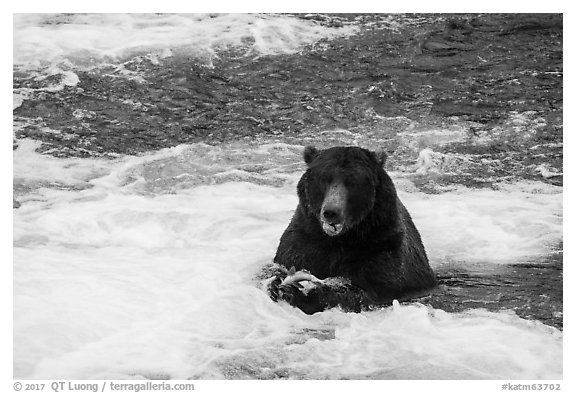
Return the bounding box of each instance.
[322,207,342,224]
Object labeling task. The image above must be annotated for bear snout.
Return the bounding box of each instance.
[320,207,344,236]
[322,207,343,224]
[320,182,347,236]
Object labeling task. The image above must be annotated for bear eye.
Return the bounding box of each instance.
[345,176,370,189]
[310,171,333,188]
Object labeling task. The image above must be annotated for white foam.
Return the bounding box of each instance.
[13,143,563,379]
[403,182,562,263]
[12,11,564,381]
[13,14,358,67]
[402,127,469,149]
[13,139,116,196]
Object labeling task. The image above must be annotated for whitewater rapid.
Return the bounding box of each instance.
[13,13,563,380]
[14,140,563,379]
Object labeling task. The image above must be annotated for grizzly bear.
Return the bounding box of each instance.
[267,146,437,314]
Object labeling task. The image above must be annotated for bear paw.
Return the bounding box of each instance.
[267,268,328,314]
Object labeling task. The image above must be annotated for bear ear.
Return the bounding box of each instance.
[375,150,388,166]
[303,146,319,165]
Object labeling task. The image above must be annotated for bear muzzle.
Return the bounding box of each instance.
[320,182,347,236]
[321,219,344,236]
[321,206,344,236]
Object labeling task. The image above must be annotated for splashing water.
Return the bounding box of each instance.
[13,13,562,380]
[13,14,357,75]
[14,141,562,379]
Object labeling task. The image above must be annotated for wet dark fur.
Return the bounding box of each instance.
[269,146,437,314]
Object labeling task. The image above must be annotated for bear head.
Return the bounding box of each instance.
[298,146,390,237]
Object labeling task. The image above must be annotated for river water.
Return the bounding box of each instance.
[13,13,563,380]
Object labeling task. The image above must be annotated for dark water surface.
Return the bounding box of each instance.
[425,252,563,329]
[13,13,563,379]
